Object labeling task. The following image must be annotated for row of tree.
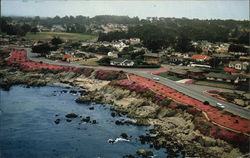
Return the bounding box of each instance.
[0,18,38,36]
[98,22,249,52]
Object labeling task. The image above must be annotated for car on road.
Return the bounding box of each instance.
[216,103,225,109]
[152,77,160,81]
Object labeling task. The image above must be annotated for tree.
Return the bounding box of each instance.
[97,57,112,65]
[228,44,248,53]
[32,43,51,57]
[174,34,194,53]
[51,36,63,45]
[30,27,39,34]
[21,24,32,33]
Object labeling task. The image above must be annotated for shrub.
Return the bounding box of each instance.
[159,100,172,106]
[203,101,210,105]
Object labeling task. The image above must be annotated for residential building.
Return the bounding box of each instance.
[190,54,212,62]
[129,38,140,45]
[107,52,118,58]
[110,58,134,67]
[144,53,161,64]
[229,61,249,70]
[62,55,73,62]
[205,72,247,83]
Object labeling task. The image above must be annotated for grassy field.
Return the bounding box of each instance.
[157,73,182,81]
[194,81,236,89]
[25,32,97,41]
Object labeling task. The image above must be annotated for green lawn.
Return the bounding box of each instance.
[25,32,97,41]
[157,72,182,81]
[194,81,236,89]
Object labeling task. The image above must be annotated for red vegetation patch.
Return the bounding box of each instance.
[111,79,150,94]
[207,111,250,134]
[151,70,168,75]
[194,117,249,152]
[6,50,94,75]
[204,90,227,102]
[129,74,250,135]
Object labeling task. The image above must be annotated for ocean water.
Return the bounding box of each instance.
[0,85,168,158]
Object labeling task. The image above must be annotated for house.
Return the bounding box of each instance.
[107,52,118,58]
[229,61,249,71]
[186,68,205,80]
[224,67,240,73]
[239,56,250,61]
[112,42,127,52]
[168,68,205,80]
[190,54,212,62]
[144,53,161,64]
[110,58,134,67]
[205,72,247,83]
[168,69,187,78]
[229,52,248,56]
[129,38,140,45]
[62,55,73,62]
[51,25,66,32]
[169,56,184,63]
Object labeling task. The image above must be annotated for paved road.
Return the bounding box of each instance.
[25,48,250,120]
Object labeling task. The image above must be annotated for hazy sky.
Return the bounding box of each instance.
[1,0,249,20]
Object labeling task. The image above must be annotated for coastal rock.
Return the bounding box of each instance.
[123,154,135,158]
[89,107,94,110]
[75,96,92,103]
[54,119,60,124]
[120,133,129,139]
[111,112,116,117]
[66,119,72,122]
[65,113,78,118]
[81,116,91,123]
[136,149,154,157]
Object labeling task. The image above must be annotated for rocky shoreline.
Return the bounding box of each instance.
[0,66,244,158]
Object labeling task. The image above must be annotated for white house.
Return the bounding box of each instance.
[107,52,118,58]
[229,61,249,70]
[112,42,127,52]
[110,58,134,67]
[129,38,140,45]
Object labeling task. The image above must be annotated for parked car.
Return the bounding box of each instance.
[216,103,225,109]
[153,77,160,81]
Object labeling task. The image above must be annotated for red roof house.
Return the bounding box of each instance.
[190,55,212,61]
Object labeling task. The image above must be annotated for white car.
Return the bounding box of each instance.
[153,77,160,81]
[216,103,225,109]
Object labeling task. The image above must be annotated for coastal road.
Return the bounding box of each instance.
[24,48,250,120]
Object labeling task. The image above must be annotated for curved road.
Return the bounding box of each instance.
[24,48,250,120]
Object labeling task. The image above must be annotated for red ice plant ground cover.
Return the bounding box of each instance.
[204,90,227,102]
[6,50,94,77]
[151,70,168,75]
[129,75,250,134]
[194,117,249,152]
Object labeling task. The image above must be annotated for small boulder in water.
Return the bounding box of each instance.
[69,90,77,94]
[54,119,60,124]
[108,139,115,144]
[92,120,97,124]
[65,113,78,118]
[89,107,94,110]
[81,116,91,123]
[136,149,154,157]
[120,133,128,139]
[111,112,116,117]
[66,119,72,122]
[123,154,135,158]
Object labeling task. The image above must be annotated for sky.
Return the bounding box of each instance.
[1,0,249,20]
